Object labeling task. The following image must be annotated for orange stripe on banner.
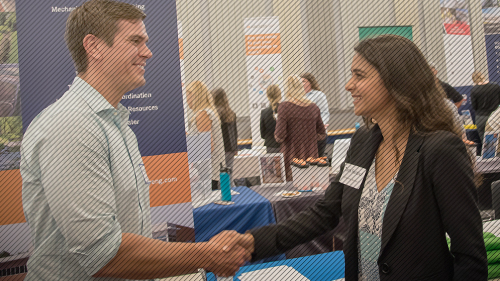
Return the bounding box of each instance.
[0,169,25,225]
[178,38,184,60]
[0,153,191,226]
[142,153,191,207]
[245,33,282,56]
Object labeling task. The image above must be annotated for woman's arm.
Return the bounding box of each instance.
[427,133,487,280]
[247,129,365,261]
[196,111,214,152]
[249,168,344,260]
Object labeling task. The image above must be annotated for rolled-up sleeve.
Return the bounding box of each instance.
[38,112,122,276]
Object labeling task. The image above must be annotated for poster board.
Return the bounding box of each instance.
[244,16,284,147]
[0,1,195,274]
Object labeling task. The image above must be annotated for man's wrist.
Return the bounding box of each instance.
[197,242,214,269]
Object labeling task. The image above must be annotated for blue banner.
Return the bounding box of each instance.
[485,34,500,85]
[17,0,186,156]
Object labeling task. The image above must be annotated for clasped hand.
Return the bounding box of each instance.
[205,230,255,277]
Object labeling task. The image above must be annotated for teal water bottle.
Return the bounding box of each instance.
[220,163,231,201]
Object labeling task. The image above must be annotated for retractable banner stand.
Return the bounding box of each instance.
[439,0,475,117]
[244,16,284,148]
[0,0,194,275]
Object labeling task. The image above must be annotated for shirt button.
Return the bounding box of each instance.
[114,112,118,116]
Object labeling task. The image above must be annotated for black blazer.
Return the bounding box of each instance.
[260,105,280,148]
[251,125,487,281]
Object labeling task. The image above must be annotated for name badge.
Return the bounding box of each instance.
[139,164,151,184]
[339,163,366,189]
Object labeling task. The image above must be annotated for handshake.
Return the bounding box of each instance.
[203,231,255,277]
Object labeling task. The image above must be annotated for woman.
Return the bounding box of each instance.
[276,76,326,181]
[229,35,487,280]
[212,88,238,169]
[300,73,330,156]
[471,71,500,147]
[186,81,225,190]
[260,84,281,154]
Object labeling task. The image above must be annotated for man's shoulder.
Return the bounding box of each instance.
[24,91,100,138]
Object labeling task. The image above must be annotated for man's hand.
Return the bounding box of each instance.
[209,230,255,254]
[203,231,255,277]
[203,242,250,277]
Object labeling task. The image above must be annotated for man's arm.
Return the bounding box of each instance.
[94,233,250,279]
[444,82,463,108]
[41,113,248,279]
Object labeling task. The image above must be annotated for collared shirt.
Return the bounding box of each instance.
[21,77,152,281]
[306,90,330,126]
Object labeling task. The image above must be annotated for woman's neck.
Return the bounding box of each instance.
[374,110,410,145]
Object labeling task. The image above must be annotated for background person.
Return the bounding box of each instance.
[212,88,238,169]
[430,63,464,108]
[276,76,326,181]
[260,84,282,154]
[216,35,487,281]
[301,73,330,156]
[471,71,500,146]
[20,1,248,280]
[186,81,226,190]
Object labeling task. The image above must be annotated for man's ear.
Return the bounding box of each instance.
[82,34,104,61]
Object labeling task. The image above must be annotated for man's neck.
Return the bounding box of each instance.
[78,72,126,108]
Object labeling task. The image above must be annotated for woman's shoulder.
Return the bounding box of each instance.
[199,108,218,120]
[420,130,463,154]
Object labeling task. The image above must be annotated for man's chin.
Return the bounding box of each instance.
[129,77,147,90]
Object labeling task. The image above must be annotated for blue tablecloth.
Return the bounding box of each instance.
[206,251,345,281]
[193,186,277,242]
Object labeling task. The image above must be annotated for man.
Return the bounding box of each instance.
[20,1,249,280]
[430,63,464,108]
[300,73,330,156]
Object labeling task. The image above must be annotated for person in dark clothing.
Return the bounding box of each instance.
[471,71,500,146]
[430,64,464,107]
[212,88,238,169]
[260,84,281,153]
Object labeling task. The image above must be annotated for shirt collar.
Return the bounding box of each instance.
[69,77,116,114]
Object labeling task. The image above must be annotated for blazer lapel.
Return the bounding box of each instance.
[379,132,425,257]
[343,125,384,228]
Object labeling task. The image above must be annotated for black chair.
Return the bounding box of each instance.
[492,180,500,219]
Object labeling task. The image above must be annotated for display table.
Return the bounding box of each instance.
[477,157,500,174]
[251,184,346,259]
[193,186,276,242]
[206,251,345,281]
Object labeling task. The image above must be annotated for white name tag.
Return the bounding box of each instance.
[339,163,366,190]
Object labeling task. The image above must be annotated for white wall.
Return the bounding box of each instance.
[177,0,488,126]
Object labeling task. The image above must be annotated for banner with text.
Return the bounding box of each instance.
[244,16,284,147]
[0,0,195,270]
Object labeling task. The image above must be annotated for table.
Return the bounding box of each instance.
[251,184,346,259]
[477,157,500,174]
[206,251,345,281]
[193,186,276,242]
[193,186,286,264]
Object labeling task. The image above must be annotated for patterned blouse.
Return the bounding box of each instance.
[358,159,398,281]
